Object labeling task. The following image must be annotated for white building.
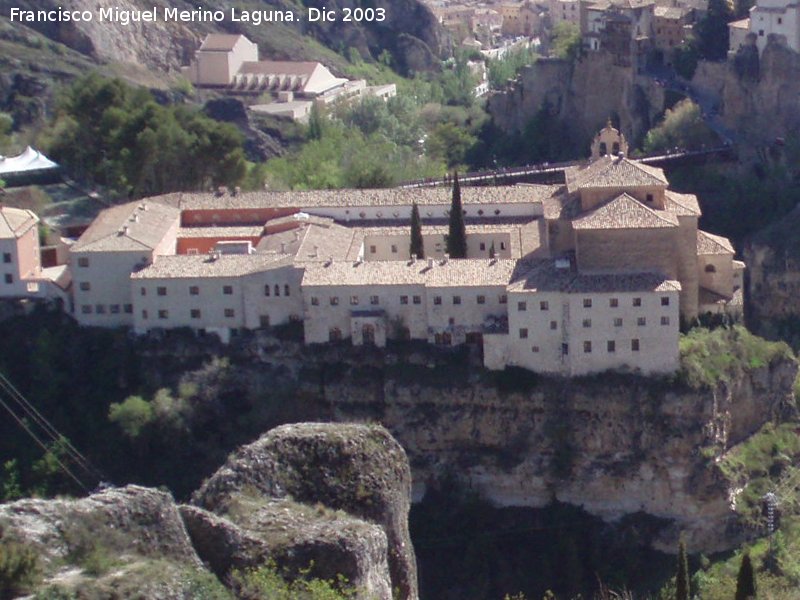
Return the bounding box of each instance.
[729,0,800,53]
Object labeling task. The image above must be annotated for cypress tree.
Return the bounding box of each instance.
[446,171,467,258]
[410,202,424,259]
[675,539,689,600]
[734,553,757,600]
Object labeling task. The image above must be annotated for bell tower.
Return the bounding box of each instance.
[590,120,629,160]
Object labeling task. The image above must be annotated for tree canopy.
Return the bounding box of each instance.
[43,74,248,198]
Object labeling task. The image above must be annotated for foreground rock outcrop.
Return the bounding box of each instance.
[191,422,418,600]
[0,423,417,599]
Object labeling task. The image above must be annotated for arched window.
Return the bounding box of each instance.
[704,264,717,273]
[599,142,608,155]
[274,284,281,296]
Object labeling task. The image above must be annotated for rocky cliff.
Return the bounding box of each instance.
[487,52,665,148]
[744,206,800,339]
[0,423,417,600]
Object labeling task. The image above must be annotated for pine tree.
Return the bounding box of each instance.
[446,171,467,258]
[410,202,424,259]
[675,539,689,600]
[489,241,496,259]
[735,553,757,600]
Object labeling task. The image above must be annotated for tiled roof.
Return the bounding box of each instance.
[131,253,294,280]
[302,258,519,288]
[566,155,667,193]
[0,206,38,239]
[178,226,263,238]
[72,201,181,253]
[176,184,558,211]
[572,193,679,229]
[697,230,735,255]
[199,34,246,51]
[508,260,681,293]
[664,190,701,216]
[654,6,686,18]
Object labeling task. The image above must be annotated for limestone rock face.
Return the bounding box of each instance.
[306,359,796,554]
[192,422,418,600]
[744,206,800,333]
[487,52,665,146]
[0,485,211,598]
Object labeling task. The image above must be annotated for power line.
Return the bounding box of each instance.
[0,371,104,482]
[0,391,90,493]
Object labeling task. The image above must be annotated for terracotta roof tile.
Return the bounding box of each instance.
[697,230,735,254]
[572,193,679,229]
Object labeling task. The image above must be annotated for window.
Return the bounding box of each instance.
[78,257,89,268]
[141,287,147,296]
[413,295,422,305]
[224,308,235,318]
[3,274,11,284]
[637,317,646,326]
[81,305,92,314]
[477,295,486,304]
[480,242,486,251]
[500,242,506,250]
[2,253,10,264]
[778,17,782,23]
[661,296,670,306]
[759,29,764,36]
[370,245,377,254]
[519,328,529,339]
[190,286,199,296]
[705,264,717,273]
[285,284,290,296]
[540,301,549,311]
[329,327,342,342]
[518,301,527,311]
[400,295,409,305]
[350,296,359,305]
[550,320,558,330]
[633,297,642,307]
[123,304,133,314]
[583,341,592,353]
[79,282,91,291]
[157,286,167,296]
[110,305,120,314]
[614,317,623,327]
[264,285,271,297]
[449,317,456,326]
[391,245,398,254]
[499,295,507,304]
[453,296,461,305]
[583,298,592,308]
[370,295,379,305]
[562,343,569,355]
[632,339,640,352]
[434,296,442,305]
[141,310,148,319]
[191,309,201,319]
[330,297,339,306]
[646,193,654,204]
[583,318,592,328]
[607,340,616,353]
[275,284,281,297]
[610,298,619,308]
[96,305,105,314]
[311,297,319,306]
[531,346,540,353]
[158,309,168,319]
[223,285,233,295]
[661,316,670,326]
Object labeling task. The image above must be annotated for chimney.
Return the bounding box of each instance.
[118,225,129,236]
[313,245,319,258]
[280,242,286,253]
[427,258,434,269]
[411,253,417,261]
[216,186,226,197]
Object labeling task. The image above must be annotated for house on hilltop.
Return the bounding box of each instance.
[182,34,396,122]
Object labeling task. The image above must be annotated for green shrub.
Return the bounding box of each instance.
[0,527,40,598]
[679,326,793,389]
[233,560,356,600]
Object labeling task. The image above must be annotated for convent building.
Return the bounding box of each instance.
[65,124,743,376]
